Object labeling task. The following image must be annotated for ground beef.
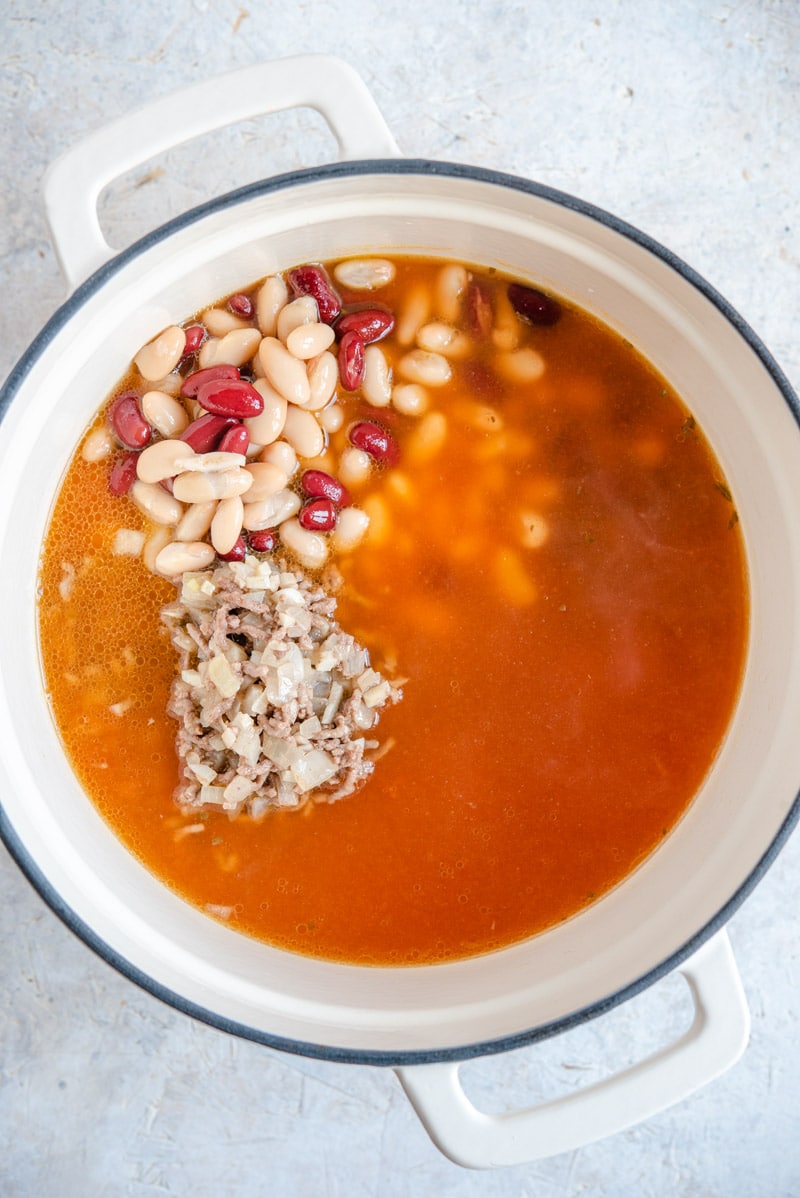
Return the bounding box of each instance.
[160,554,402,817]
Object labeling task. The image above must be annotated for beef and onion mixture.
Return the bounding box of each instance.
[161,554,401,816]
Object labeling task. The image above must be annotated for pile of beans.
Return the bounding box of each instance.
[82,256,561,579]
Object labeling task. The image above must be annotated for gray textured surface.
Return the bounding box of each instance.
[2,2,800,1194]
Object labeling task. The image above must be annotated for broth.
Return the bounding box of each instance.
[38,257,748,965]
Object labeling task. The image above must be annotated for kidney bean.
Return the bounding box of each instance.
[288,264,342,325]
[217,423,250,456]
[348,420,400,466]
[181,363,240,398]
[181,324,206,358]
[301,469,351,508]
[507,283,562,326]
[108,451,140,496]
[218,535,247,562]
[228,292,255,319]
[335,306,395,345]
[299,498,338,532]
[196,378,264,419]
[338,330,366,392]
[465,280,493,338]
[109,393,152,450]
[181,413,236,453]
[247,529,276,553]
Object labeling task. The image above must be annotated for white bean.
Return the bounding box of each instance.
[332,506,370,552]
[141,390,190,437]
[398,349,452,387]
[497,348,546,382]
[246,380,287,445]
[305,351,339,411]
[416,321,470,358]
[259,336,311,406]
[259,440,297,477]
[281,404,325,459]
[198,328,262,369]
[276,296,318,344]
[395,283,430,346]
[333,258,395,291]
[145,372,184,397]
[81,426,114,462]
[491,289,521,351]
[143,525,173,573]
[406,411,448,464]
[361,345,392,407]
[136,438,197,484]
[134,325,186,381]
[112,528,145,557]
[457,400,504,432]
[172,467,253,503]
[436,264,468,323]
[175,500,217,542]
[279,518,328,569]
[519,510,550,549]
[361,494,390,546]
[155,540,217,577]
[173,450,246,474]
[129,480,184,526]
[318,402,344,433]
[256,275,289,336]
[286,321,335,361]
[243,461,289,502]
[392,383,429,417]
[338,446,372,487]
[211,495,244,555]
[201,307,250,337]
[242,488,301,531]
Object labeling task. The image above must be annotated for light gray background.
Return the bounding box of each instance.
[2,2,799,1194]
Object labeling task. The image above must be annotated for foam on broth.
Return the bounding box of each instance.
[38,257,748,965]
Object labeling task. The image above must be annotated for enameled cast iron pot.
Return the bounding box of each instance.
[2,57,800,1169]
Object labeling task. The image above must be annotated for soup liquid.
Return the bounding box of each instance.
[38,260,748,965]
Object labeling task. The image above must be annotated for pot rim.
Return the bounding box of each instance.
[2,157,799,1067]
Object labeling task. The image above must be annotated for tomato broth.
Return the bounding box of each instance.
[38,257,748,965]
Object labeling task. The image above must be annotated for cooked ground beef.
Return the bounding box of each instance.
[160,554,402,817]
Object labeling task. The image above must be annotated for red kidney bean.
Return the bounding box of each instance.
[507,283,562,326]
[181,363,240,398]
[247,529,277,553]
[338,330,366,392]
[181,324,206,358]
[299,498,338,532]
[217,423,250,456]
[108,393,152,450]
[465,280,493,338]
[108,451,140,496]
[335,305,395,344]
[348,420,400,466]
[218,535,247,562]
[300,469,351,508]
[288,264,342,325]
[181,413,237,453]
[196,378,264,418]
[228,292,254,319]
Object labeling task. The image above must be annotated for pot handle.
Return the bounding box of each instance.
[42,55,401,293]
[395,929,749,1169]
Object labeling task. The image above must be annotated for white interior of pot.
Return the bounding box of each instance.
[2,170,800,1055]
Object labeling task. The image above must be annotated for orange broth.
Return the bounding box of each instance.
[38,258,748,965]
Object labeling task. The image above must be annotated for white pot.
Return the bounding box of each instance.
[1,56,799,1170]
